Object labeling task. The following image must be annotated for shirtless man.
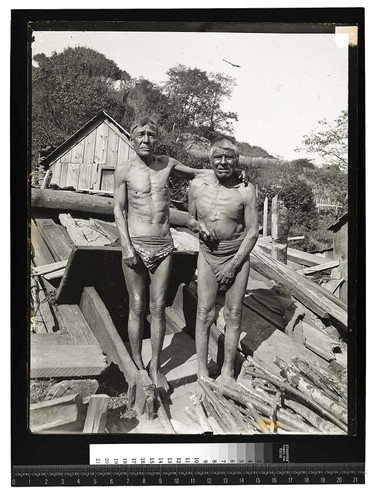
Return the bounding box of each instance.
[114,117,207,393]
[188,137,259,387]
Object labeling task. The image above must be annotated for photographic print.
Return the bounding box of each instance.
[28,21,354,438]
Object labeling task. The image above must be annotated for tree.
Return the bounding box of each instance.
[163,64,238,140]
[295,110,348,170]
[32,47,130,165]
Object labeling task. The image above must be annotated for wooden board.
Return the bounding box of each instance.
[70,139,85,164]
[35,218,73,261]
[30,219,54,266]
[94,122,109,164]
[29,393,83,433]
[80,287,155,414]
[30,337,107,378]
[83,129,97,164]
[57,304,100,345]
[253,329,329,376]
[79,287,138,384]
[106,127,120,165]
[83,395,110,433]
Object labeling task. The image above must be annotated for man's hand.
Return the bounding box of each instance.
[197,222,218,243]
[216,260,237,290]
[122,246,140,268]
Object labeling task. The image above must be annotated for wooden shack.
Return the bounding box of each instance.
[40,110,134,193]
[328,212,348,304]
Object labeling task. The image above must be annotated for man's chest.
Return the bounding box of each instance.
[127,163,171,195]
[196,185,244,217]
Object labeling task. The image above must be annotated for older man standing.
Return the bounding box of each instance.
[188,137,259,387]
[114,117,206,394]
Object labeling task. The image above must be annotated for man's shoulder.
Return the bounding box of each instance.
[190,171,214,188]
[238,181,256,201]
[116,159,139,176]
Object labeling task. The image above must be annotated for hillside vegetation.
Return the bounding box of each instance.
[32,47,347,252]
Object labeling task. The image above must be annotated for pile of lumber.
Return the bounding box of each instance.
[184,354,347,435]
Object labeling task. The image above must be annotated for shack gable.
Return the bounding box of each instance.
[46,113,134,193]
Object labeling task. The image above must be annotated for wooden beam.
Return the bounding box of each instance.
[40,169,53,189]
[30,338,108,378]
[302,260,340,275]
[79,287,154,415]
[83,395,110,433]
[251,247,347,329]
[29,393,83,433]
[32,259,68,276]
[34,218,73,261]
[59,213,88,245]
[31,188,189,227]
[30,219,54,266]
[257,239,329,267]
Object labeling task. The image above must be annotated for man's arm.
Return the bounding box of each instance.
[113,164,139,268]
[169,157,211,180]
[216,184,259,287]
[187,180,217,242]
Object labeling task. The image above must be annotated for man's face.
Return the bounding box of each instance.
[210,145,238,180]
[131,124,158,158]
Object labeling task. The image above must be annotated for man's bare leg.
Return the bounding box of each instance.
[195,252,219,379]
[122,260,148,370]
[221,258,250,387]
[148,253,173,392]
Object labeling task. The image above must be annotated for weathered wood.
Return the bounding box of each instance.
[156,395,176,433]
[322,278,345,293]
[59,213,88,245]
[74,218,111,246]
[30,275,57,332]
[262,197,268,237]
[189,393,212,433]
[257,239,329,267]
[57,304,100,345]
[83,395,110,433]
[197,379,236,433]
[90,218,119,243]
[31,188,189,226]
[40,169,53,189]
[79,287,138,383]
[30,340,108,378]
[302,260,340,275]
[251,246,347,328]
[43,268,65,280]
[170,228,199,253]
[46,379,99,400]
[283,399,344,434]
[35,218,73,261]
[245,357,347,431]
[274,358,347,424]
[214,392,248,433]
[30,219,55,266]
[204,376,316,433]
[79,287,155,416]
[29,393,83,433]
[201,399,226,434]
[32,259,68,276]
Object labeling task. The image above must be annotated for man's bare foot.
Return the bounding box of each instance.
[220,370,237,389]
[148,365,170,395]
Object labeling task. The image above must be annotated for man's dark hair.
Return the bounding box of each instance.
[130,116,158,136]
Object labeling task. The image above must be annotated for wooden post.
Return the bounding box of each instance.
[83,395,110,433]
[40,169,53,189]
[262,197,268,237]
[271,195,289,264]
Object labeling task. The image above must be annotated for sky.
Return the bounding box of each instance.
[32,30,348,161]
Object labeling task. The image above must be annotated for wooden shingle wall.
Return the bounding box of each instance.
[50,120,134,192]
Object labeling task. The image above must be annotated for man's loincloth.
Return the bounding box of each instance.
[131,235,175,272]
[199,233,246,278]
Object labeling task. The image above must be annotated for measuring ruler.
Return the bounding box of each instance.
[12,443,365,485]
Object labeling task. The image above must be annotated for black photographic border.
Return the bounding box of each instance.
[11,7,365,470]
